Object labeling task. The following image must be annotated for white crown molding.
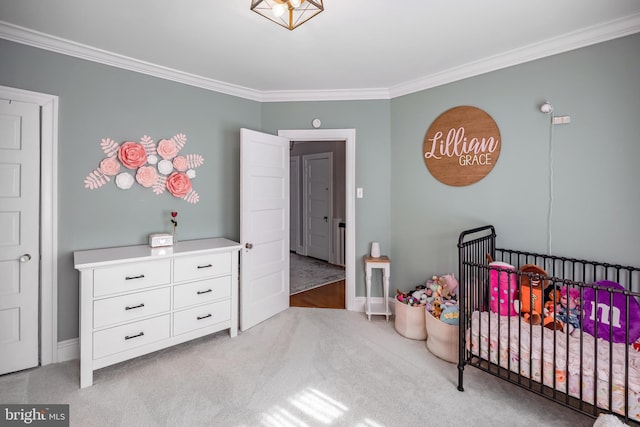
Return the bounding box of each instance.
[2,14,639,102]
[260,87,391,102]
[389,13,640,99]
[0,21,264,102]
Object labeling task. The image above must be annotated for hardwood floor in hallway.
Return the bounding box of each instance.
[289,280,345,309]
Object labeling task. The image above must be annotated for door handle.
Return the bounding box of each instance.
[19,254,32,263]
[245,243,253,249]
[324,216,328,222]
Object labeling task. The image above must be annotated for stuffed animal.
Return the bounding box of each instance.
[515,264,547,325]
[556,286,580,331]
[544,288,560,316]
[442,273,459,295]
[406,296,421,306]
[431,300,443,319]
[583,280,640,343]
[423,287,434,303]
[441,305,460,325]
[396,289,408,302]
[425,279,439,303]
[438,282,453,300]
[542,288,565,331]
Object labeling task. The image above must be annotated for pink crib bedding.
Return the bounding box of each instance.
[468,311,640,421]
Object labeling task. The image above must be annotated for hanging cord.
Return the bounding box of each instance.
[546,114,554,255]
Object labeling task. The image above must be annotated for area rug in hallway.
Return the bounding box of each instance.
[290,253,345,295]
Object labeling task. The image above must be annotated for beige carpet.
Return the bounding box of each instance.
[0,308,597,427]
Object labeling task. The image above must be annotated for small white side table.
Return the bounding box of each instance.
[364,255,391,321]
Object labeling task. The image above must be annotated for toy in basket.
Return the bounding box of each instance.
[423,274,460,363]
[394,287,428,340]
[395,274,461,361]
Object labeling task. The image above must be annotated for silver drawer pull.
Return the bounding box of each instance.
[197,314,212,320]
[197,264,213,269]
[197,289,212,295]
[125,303,145,310]
[125,274,145,280]
[124,332,145,340]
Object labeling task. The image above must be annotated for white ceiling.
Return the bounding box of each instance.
[1,0,639,101]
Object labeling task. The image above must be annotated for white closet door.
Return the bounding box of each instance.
[0,99,40,374]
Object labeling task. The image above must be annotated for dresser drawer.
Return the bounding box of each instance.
[93,259,171,297]
[93,287,170,329]
[174,252,231,282]
[173,276,231,310]
[93,314,170,359]
[173,300,231,336]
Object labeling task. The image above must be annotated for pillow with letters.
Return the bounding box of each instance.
[582,280,640,344]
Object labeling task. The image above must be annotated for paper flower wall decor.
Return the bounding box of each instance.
[84,134,204,204]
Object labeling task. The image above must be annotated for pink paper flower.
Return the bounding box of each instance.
[172,156,188,171]
[117,141,147,169]
[166,172,192,197]
[135,166,158,188]
[99,156,120,176]
[157,139,178,160]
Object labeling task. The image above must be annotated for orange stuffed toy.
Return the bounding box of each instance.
[517,264,546,325]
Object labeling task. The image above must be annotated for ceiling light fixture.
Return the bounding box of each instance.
[251,0,324,31]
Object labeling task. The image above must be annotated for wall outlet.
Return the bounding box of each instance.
[356,187,364,198]
[552,115,571,125]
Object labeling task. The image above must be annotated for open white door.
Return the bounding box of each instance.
[240,128,290,331]
[0,99,40,374]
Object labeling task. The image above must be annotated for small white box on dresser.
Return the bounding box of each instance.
[148,233,174,247]
[74,237,242,388]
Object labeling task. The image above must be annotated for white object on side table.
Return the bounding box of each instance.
[364,255,391,321]
[74,237,242,388]
[370,242,381,258]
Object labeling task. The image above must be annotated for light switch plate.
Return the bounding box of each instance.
[357,187,364,198]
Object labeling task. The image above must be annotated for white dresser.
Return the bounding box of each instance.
[74,238,242,388]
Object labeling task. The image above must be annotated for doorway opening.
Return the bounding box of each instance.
[278,129,356,311]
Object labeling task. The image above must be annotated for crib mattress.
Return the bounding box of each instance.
[468,311,640,421]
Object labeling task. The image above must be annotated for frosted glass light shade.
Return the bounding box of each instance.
[272,3,286,17]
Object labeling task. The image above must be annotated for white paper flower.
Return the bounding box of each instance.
[147,154,158,165]
[115,172,134,190]
[186,169,196,179]
[158,159,174,175]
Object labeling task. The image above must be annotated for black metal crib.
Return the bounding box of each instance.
[457,225,640,424]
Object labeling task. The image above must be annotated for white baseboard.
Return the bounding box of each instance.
[352,296,396,314]
[57,338,79,362]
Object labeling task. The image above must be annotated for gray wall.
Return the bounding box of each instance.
[1,32,638,342]
[0,39,261,341]
[390,33,640,291]
[261,101,393,298]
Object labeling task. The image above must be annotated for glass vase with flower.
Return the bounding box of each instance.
[171,211,178,244]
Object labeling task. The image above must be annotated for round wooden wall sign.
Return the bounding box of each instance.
[423,106,501,186]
